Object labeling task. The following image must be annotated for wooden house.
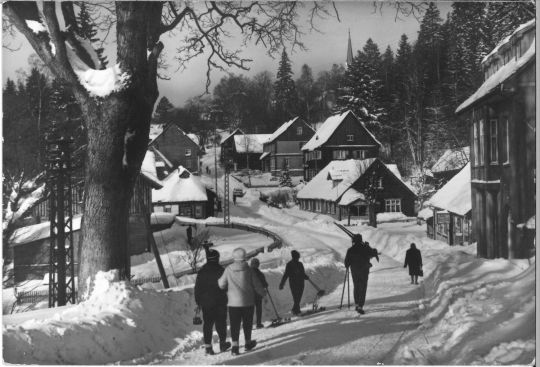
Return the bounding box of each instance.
[455,19,535,259]
[220,129,271,171]
[148,123,202,174]
[425,163,472,246]
[297,158,417,220]
[260,117,315,177]
[301,110,381,181]
[152,166,216,219]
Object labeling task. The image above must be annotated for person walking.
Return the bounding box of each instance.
[279,250,309,315]
[344,234,379,315]
[404,243,423,285]
[194,249,231,355]
[250,258,268,328]
[218,248,265,355]
[186,224,193,246]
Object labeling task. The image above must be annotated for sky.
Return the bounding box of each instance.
[2,1,453,107]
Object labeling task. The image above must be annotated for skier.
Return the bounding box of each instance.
[194,249,231,355]
[218,248,265,355]
[279,250,309,315]
[404,243,423,285]
[186,224,193,246]
[344,234,379,314]
[250,258,269,328]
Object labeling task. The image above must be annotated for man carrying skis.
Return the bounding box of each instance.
[344,234,379,314]
[194,248,231,355]
[279,250,309,315]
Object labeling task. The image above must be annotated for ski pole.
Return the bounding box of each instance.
[266,289,281,320]
[339,267,348,309]
[347,268,351,309]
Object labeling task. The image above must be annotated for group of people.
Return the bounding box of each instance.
[194,236,422,356]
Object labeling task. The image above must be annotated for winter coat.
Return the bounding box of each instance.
[218,260,266,307]
[279,260,308,289]
[194,262,227,308]
[344,242,379,271]
[253,268,268,289]
[404,248,422,276]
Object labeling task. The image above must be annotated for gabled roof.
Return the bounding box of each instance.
[152,166,208,203]
[140,150,163,189]
[234,134,272,153]
[265,117,314,145]
[150,146,174,169]
[10,215,83,246]
[221,128,244,145]
[431,147,470,174]
[428,163,471,216]
[149,123,200,148]
[456,21,535,114]
[301,110,381,151]
[297,158,376,202]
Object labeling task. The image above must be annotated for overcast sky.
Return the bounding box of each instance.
[2,1,452,107]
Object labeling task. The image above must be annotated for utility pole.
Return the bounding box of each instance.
[46,124,76,307]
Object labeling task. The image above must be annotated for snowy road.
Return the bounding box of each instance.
[164,253,423,365]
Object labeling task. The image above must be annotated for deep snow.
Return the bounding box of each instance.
[2,146,535,365]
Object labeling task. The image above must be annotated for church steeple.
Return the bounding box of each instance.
[346,29,353,67]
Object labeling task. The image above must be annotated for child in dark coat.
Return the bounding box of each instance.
[250,258,268,328]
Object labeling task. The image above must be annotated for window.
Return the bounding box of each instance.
[333,150,348,159]
[185,159,192,169]
[352,150,365,159]
[385,199,401,213]
[346,134,354,142]
[479,119,485,165]
[195,205,203,218]
[297,126,303,135]
[284,158,290,169]
[185,148,192,156]
[473,122,479,166]
[316,200,322,212]
[378,177,383,189]
[164,204,172,213]
[315,151,322,160]
[501,119,509,164]
[490,119,498,164]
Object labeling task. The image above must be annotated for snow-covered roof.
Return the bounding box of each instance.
[417,207,433,220]
[221,128,243,145]
[259,151,270,160]
[428,163,471,216]
[150,146,174,169]
[187,133,200,146]
[297,158,376,202]
[456,32,535,113]
[338,188,365,206]
[234,134,272,153]
[9,215,83,246]
[140,150,162,189]
[152,166,208,203]
[301,110,381,151]
[149,124,200,147]
[431,147,470,174]
[481,19,535,64]
[149,124,164,141]
[265,117,314,145]
[386,164,402,180]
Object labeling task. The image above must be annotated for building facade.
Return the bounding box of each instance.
[220,129,271,171]
[149,123,202,174]
[456,20,535,259]
[261,117,315,176]
[301,110,380,181]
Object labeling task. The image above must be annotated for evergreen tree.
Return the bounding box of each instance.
[153,96,175,124]
[279,168,293,188]
[274,49,299,122]
[296,64,318,122]
[360,38,382,77]
[335,51,383,131]
[78,3,108,68]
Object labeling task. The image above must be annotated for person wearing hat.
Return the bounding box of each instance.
[279,250,309,315]
[404,243,423,285]
[250,258,269,328]
[218,247,265,355]
[344,234,379,314]
[194,248,231,355]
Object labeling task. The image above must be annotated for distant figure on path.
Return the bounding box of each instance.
[344,234,379,314]
[250,258,268,328]
[194,249,231,355]
[233,194,237,205]
[279,250,309,315]
[404,243,423,285]
[186,224,193,246]
[218,248,265,355]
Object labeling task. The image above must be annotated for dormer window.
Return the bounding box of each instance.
[297,126,303,135]
[346,134,354,142]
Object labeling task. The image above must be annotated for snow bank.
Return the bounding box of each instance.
[25,20,46,34]
[376,212,408,222]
